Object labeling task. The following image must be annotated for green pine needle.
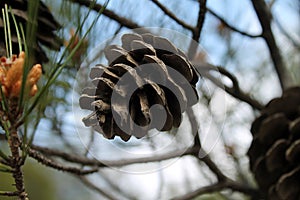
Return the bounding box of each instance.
[18,0,40,111]
[0,149,9,161]
[4,5,12,58]
[10,7,23,53]
[18,0,110,124]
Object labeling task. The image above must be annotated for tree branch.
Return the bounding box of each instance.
[197,153,227,182]
[251,0,291,89]
[27,148,98,175]
[186,108,201,147]
[171,180,259,200]
[188,0,207,59]
[68,0,142,29]
[182,109,230,187]
[0,191,19,197]
[30,144,200,167]
[150,0,194,31]
[194,62,264,110]
[207,8,261,38]
[76,176,120,200]
[7,127,27,200]
[273,16,300,49]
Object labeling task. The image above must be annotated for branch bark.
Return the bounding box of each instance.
[0,191,19,197]
[27,148,98,175]
[194,62,264,110]
[7,127,28,200]
[30,144,200,167]
[68,0,142,29]
[171,180,259,200]
[150,0,194,31]
[188,0,207,59]
[173,146,260,199]
[197,153,227,182]
[273,16,300,49]
[207,8,261,38]
[251,0,291,89]
[76,176,120,200]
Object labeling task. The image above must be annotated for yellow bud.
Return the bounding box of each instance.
[5,52,25,90]
[0,67,6,85]
[27,64,42,86]
[10,80,22,98]
[0,52,42,98]
[30,84,38,96]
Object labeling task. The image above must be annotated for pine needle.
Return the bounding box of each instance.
[18,0,40,111]
[10,8,23,53]
[4,5,12,58]
[18,0,110,124]
[1,8,9,57]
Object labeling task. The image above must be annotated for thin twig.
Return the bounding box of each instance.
[187,99,227,182]
[196,152,227,182]
[84,128,96,157]
[171,180,259,200]
[273,16,300,49]
[68,0,142,29]
[186,108,200,147]
[206,72,263,110]
[150,0,194,31]
[251,0,291,89]
[194,62,264,110]
[207,8,261,38]
[27,148,98,175]
[76,176,120,200]
[0,191,19,197]
[98,171,137,200]
[188,0,207,59]
[30,144,200,167]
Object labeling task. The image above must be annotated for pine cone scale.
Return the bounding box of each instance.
[265,139,289,172]
[286,140,300,163]
[121,34,143,51]
[161,54,194,82]
[290,118,300,139]
[276,166,300,200]
[257,113,289,146]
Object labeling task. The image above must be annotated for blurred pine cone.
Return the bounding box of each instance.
[248,87,300,200]
[79,33,199,141]
[0,0,63,63]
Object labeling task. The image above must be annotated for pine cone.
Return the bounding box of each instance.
[79,33,199,141]
[0,0,63,63]
[248,87,300,200]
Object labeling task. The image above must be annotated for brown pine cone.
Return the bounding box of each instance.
[79,33,199,141]
[0,0,63,63]
[248,87,300,200]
